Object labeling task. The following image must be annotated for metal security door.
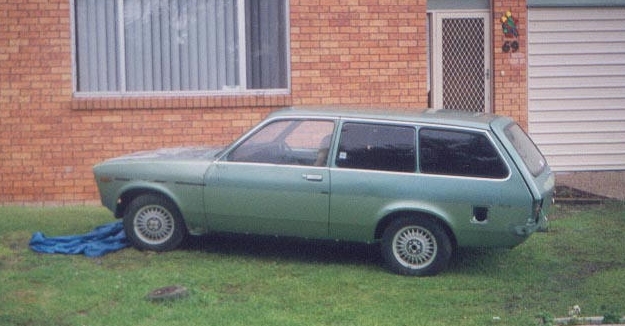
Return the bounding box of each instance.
[431,11,491,112]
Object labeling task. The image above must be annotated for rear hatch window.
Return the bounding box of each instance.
[503,123,547,177]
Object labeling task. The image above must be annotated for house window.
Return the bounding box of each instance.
[73,0,288,94]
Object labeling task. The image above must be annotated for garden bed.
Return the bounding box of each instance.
[555,185,608,205]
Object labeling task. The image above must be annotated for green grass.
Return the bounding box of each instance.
[1,202,624,326]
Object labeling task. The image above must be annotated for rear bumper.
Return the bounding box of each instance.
[458,212,547,248]
[514,214,547,236]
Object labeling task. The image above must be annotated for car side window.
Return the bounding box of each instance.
[336,123,416,172]
[419,128,508,179]
[228,120,335,166]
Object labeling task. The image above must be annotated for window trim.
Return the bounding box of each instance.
[70,0,291,97]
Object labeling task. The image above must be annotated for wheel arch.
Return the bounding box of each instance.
[114,184,182,219]
[374,210,458,250]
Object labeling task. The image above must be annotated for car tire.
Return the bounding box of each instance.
[123,194,187,252]
[381,216,452,276]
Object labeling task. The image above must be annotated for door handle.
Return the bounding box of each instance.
[302,174,323,182]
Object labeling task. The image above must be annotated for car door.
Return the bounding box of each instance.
[328,122,419,241]
[204,119,336,238]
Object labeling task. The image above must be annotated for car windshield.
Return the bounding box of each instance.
[503,123,547,177]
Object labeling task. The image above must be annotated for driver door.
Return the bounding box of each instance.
[204,119,335,238]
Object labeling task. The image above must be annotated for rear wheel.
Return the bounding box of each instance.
[123,194,187,251]
[381,216,452,276]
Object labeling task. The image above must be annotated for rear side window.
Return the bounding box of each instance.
[336,123,416,172]
[504,123,547,177]
[419,128,508,179]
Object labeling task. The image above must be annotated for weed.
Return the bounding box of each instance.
[601,305,623,324]
[538,312,555,326]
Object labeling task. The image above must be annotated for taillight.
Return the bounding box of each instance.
[533,199,543,223]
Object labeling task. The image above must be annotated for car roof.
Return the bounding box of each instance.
[268,106,512,130]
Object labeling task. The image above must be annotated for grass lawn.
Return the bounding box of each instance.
[1,202,624,326]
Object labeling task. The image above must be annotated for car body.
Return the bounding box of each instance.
[93,107,555,275]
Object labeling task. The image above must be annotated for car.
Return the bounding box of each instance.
[93,107,555,276]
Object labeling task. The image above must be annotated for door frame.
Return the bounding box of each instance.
[428,10,492,112]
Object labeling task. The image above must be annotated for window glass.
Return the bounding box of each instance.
[229,120,334,166]
[419,128,508,178]
[336,123,416,172]
[74,0,288,93]
[504,123,547,177]
[245,1,288,89]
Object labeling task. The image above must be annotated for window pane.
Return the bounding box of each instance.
[229,120,334,166]
[419,128,508,178]
[245,0,288,89]
[504,123,547,177]
[75,0,120,92]
[124,0,239,91]
[285,121,334,166]
[336,123,416,172]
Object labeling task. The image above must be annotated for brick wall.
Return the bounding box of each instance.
[290,0,428,106]
[491,0,529,127]
[0,0,429,205]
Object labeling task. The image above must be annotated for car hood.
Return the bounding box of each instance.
[101,146,225,164]
[93,146,226,185]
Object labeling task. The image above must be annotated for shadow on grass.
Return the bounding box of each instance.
[448,247,511,275]
[184,233,382,267]
[182,232,506,275]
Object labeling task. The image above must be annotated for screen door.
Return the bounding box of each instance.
[430,11,491,112]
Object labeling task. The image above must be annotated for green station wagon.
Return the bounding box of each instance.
[94,107,555,276]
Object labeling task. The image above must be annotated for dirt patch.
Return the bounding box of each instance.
[555,185,608,204]
[555,171,625,201]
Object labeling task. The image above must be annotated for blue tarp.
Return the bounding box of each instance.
[29,221,130,257]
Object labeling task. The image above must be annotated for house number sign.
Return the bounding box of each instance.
[500,11,519,53]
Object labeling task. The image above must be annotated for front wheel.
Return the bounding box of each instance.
[123,194,187,251]
[381,217,452,276]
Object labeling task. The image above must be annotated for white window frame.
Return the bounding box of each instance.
[70,0,290,97]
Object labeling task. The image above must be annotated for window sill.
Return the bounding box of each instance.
[70,94,292,110]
